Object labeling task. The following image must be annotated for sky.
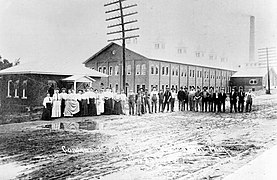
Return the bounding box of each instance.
[0,0,276,69]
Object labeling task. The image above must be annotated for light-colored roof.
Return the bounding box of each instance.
[0,61,108,77]
[232,68,267,77]
[62,75,96,82]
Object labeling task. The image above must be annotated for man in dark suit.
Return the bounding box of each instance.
[238,87,245,112]
[201,86,209,112]
[208,87,214,112]
[213,88,221,112]
[229,88,238,113]
[184,87,189,111]
[163,87,172,112]
[177,86,185,111]
[219,88,227,112]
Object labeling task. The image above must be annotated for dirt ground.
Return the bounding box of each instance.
[0,90,277,180]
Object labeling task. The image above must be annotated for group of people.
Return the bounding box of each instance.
[42,85,255,120]
[176,86,255,113]
[41,87,127,120]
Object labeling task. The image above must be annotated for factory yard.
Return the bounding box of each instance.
[0,90,277,180]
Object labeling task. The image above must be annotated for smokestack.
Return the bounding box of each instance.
[249,16,255,62]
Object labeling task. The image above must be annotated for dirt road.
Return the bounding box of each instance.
[0,92,277,180]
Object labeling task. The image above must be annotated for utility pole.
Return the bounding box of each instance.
[258,47,276,94]
[104,0,139,94]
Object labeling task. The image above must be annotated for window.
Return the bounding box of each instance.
[200,71,202,78]
[162,85,164,91]
[127,65,131,75]
[155,43,159,49]
[115,84,119,92]
[172,68,175,76]
[181,72,184,77]
[162,67,165,75]
[115,65,119,75]
[133,38,138,44]
[185,72,187,77]
[193,70,195,77]
[22,80,27,99]
[209,55,214,60]
[141,64,146,75]
[14,80,19,98]
[190,70,192,77]
[166,67,169,75]
[103,67,107,74]
[176,69,178,76]
[156,66,159,75]
[136,64,141,75]
[249,79,258,85]
[7,80,12,97]
[109,66,113,76]
[151,66,154,75]
[197,71,199,78]
[98,66,102,72]
[178,48,182,54]
[196,52,201,57]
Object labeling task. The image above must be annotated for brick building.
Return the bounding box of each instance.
[0,62,107,112]
[84,43,236,93]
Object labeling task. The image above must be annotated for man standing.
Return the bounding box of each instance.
[120,90,127,115]
[201,87,209,112]
[128,89,136,115]
[229,88,238,113]
[219,88,227,112]
[170,88,177,112]
[150,87,159,113]
[213,88,220,112]
[163,87,172,112]
[184,87,189,111]
[158,89,164,112]
[245,89,255,112]
[188,86,196,111]
[177,87,185,111]
[238,87,245,112]
[194,87,202,112]
[144,89,152,114]
[208,87,214,112]
[136,88,144,116]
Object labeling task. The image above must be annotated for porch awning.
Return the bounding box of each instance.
[62,75,96,82]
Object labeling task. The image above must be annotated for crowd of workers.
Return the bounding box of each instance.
[41,85,255,120]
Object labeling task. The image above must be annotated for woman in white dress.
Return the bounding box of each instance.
[97,88,105,115]
[64,89,80,117]
[52,88,62,118]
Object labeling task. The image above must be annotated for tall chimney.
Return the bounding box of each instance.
[249,16,255,62]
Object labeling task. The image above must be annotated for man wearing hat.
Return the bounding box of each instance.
[201,86,209,112]
[163,87,172,112]
[238,87,245,112]
[184,86,189,111]
[208,87,214,112]
[177,86,185,111]
[170,87,177,112]
[219,87,227,113]
[229,88,238,113]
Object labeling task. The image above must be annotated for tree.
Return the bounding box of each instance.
[0,56,13,70]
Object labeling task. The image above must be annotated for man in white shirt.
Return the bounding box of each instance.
[150,87,159,113]
[245,89,255,112]
[171,88,177,112]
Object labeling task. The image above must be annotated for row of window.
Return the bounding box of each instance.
[98,64,147,76]
[98,64,232,80]
[7,80,27,99]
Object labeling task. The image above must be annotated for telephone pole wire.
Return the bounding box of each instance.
[104,0,139,94]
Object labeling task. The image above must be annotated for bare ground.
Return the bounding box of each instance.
[0,90,277,180]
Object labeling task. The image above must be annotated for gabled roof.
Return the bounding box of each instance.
[231,67,274,78]
[82,42,147,64]
[0,61,108,77]
[62,75,96,82]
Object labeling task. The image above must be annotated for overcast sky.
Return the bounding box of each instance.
[0,0,276,69]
